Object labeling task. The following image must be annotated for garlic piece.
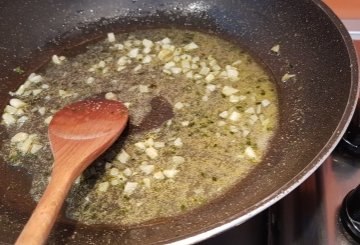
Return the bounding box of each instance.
[107,32,116,42]
[116,149,130,163]
[9,98,27,109]
[98,182,110,192]
[145,147,158,159]
[222,86,239,96]
[173,138,183,148]
[11,132,29,143]
[163,169,179,178]
[105,92,117,100]
[139,165,155,175]
[123,182,138,196]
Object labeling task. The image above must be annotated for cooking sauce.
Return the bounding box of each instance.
[1,29,278,225]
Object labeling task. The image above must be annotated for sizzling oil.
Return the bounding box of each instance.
[1,29,278,225]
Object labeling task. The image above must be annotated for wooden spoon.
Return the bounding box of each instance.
[15,99,129,245]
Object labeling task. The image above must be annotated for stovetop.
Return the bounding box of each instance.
[201,2,360,244]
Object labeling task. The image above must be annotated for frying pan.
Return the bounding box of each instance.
[0,0,358,244]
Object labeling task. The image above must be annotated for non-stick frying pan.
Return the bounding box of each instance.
[0,0,358,244]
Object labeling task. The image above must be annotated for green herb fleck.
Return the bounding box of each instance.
[13,66,24,74]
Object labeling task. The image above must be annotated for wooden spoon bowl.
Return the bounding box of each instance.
[15,99,128,245]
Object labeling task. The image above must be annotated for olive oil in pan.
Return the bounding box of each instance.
[1,29,278,225]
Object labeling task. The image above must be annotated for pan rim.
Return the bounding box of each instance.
[166,0,360,244]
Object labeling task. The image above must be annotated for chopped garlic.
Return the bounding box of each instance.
[140,165,155,175]
[105,92,117,100]
[52,55,65,65]
[117,149,130,163]
[153,171,165,180]
[174,138,183,148]
[185,71,193,80]
[249,114,258,123]
[123,168,133,177]
[219,111,229,119]
[226,68,239,80]
[107,32,116,42]
[143,47,152,54]
[86,77,95,84]
[133,64,142,72]
[170,67,182,74]
[5,105,17,114]
[181,60,191,70]
[123,182,138,196]
[261,99,271,107]
[229,125,239,133]
[256,105,262,114]
[206,84,216,92]
[142,39,154,48]
[142,55,152,63]
[117,56,129,66]
[163,169,179,178]
[58,89,73,98]
[128,48,139,58]
[181,121,190,126]
[166,119,172,126]
[229,111,241,121]
[113,43,124,50]
[135,141,146,150]
[10,98,27,109]
[184,42,199,51]
[11,132,29,143]
[271,44,280,53]
[281,73,296,82]
[2,113,16,125]
[17,137,33,154]
[158,49,173,61]
[154,141,165,148]
[28,73,43,83]
[245,146,257,159]
[242,129,250,137]
[139,85,149,93]
[14,85,26,95]
[17,116,28,124]
[205,73,215,82]
[229,95,246,103]
[145,147,158,159]
[111,179,120,186]
[222,86,239,96]
[98,182,110,192]
[32,89,43,96]
[98,60,106,68]
[144,138,154,147]
[164,61,176,69]
[117,66,126,72]
[38,107,46,115]
[160,37,171,45]
[202,95,209,101]
[109,168,120,176]
[143,178,151,188]
[172,156,185,164]
[30,144,43,154]
[41,84,49,89]
[245,107,255,114]
[174,102,184,110]
[44,115,53,125]
[199,66,210,76]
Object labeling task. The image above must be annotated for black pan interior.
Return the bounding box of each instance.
[0,0,358,244]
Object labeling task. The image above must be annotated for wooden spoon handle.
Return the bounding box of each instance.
[15,172,73,245]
